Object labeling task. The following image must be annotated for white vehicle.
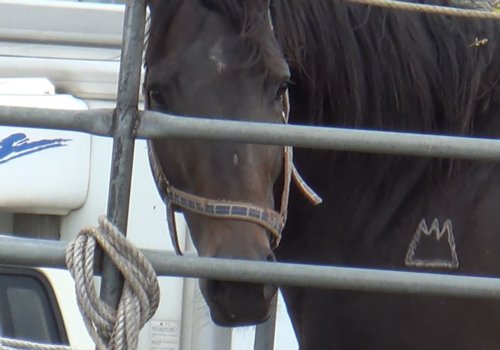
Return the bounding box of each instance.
[0,264,95,349]
[0,1,297,349]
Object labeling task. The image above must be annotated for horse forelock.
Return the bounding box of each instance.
[199,0,284,70]
[144,0,180,68]
[146,0,283,74]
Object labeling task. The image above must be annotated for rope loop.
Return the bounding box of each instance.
[347,0,500,19]
[65,216,160,350]
[0,337,70,350]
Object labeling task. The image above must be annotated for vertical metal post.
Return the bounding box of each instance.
[254,296,277,350]
[99,0,146,311]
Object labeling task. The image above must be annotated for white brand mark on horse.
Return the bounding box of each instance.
[209,39,227,74]
[405,218,459,269]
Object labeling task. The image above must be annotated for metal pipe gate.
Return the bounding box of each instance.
[1,1,500,349]
[2,236,500,300]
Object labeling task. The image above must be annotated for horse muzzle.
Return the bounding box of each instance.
[201,278,278,327]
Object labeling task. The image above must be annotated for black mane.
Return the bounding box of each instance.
[272,0,500,135]
[147,0,500,136]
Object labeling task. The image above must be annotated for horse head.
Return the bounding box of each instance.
[145,0,290,326]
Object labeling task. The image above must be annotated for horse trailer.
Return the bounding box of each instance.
[1,1,500,350]
[0,1,296,349]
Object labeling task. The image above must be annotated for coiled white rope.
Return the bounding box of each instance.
[65,216,160,350]
[0,338,70,350]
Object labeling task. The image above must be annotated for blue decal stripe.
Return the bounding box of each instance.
[0,133,71,165]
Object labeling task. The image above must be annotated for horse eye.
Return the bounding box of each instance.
[149,90,166,106]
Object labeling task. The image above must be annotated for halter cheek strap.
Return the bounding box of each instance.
[282,92,323,207]
[267,8,322,207]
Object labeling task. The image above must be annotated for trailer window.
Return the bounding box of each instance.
[0,267,68,345]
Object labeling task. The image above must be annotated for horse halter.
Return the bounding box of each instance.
[146,7,322,255]
[147,92,293,255]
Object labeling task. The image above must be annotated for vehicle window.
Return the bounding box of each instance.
[0,267,68,345]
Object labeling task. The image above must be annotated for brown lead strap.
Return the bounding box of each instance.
[281,90,323,207]
[166,202,184,256]
[147,141,185,255]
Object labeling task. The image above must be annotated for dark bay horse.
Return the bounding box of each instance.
[145,0,500,348]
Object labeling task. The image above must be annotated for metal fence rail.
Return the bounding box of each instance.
[2,235,500,299]
[0,106,114,136]
[3,106,500,160]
